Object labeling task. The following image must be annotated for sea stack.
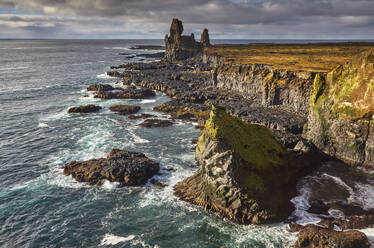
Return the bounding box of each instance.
[164,18,210,61]
[174,106,320,224]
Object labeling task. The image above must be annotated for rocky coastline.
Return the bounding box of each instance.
[62,18,374,247]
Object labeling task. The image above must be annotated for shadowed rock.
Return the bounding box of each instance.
[62,149,160,187]
[200,28,210,47]
[138,119,174,128]
[68,105,102,113]
[128,113,157,119]
[109,105,141,115]
[87,84,114,92]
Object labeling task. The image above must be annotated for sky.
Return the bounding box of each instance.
[0,0,374,39]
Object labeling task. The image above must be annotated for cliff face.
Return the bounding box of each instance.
[305,49,374,168]
[211,64,317,116]
[164,19,210,61]
[174,106,319,224]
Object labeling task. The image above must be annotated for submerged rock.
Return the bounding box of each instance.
[174,106,320,224]
[109,105,141,115]
[291,224,370,248]
[68,105,102,113]
[305,49,374,168]
[138,119,174,128]
[62,149,160,187]
[128,113,157,119]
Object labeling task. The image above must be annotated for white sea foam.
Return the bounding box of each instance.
[110,47,131,50]
[96,73,114,79]
[38,122,49,128]
[100,234,135,246]
[351,182,374,210]
[102,180,120,190]
[0,66,29,71]
[140,99,157,104]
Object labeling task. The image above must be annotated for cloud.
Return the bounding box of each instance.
[0,0,374,38]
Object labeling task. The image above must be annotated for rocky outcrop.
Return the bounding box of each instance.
[290,224,370,248]
[164,19,210,61]
[109,105,141,115]
[200,29,210,47]
[87,84,114,92]
[174,106,320,224]
[128,113,156,120]
[95,87,156,100]
[211,64,317,116]
[62,149,160,186]
[138,119,174,128]
[153,101,210,122]
[305,49,374,168]
[68,105,102,113]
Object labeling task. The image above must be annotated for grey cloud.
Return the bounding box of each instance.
[0,0,374,39]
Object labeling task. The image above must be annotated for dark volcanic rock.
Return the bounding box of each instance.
[109,105,141,115]
[291,224,370,248]
[138,119,174,128]
[130,45,165,50]
[137,52,165,58]
[95,87,155,99]
[150,178,168,188]
[87,84,114,92]
[62,149,160,186]
[200,28,210,47]
[174,106,321,225]
[153,101,209,122]
[68,105,102,113]
[128,113,156,119]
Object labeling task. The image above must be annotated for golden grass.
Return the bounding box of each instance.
[204,42,374,72]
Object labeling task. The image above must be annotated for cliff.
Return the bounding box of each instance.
[174,106,320,224]
[305,49,374,168]
[164,19,210,61]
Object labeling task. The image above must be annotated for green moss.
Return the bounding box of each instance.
[199,106,285,170]
[310,73,326,106]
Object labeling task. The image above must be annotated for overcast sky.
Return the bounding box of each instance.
[1,0,374,39]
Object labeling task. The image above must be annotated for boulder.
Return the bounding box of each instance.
[87,84,114,92]
[138,119,174,128]
[174,106,320,224]
[305,49,374,168]
[109,105,141,115]
[68,104,102,113]
[62,149,160,187]
[292,224,370,248]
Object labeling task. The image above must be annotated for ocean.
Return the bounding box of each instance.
[0,39,373,248]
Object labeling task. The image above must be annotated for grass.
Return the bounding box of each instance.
[204,42,374,72]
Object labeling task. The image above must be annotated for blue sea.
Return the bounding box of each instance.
[1,39,374,248]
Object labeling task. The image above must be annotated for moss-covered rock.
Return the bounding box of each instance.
[174,106,320,224]
[305,49,374,168]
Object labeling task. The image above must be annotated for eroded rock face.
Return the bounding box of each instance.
[174,106,320,224]
[305,49,374,168]
[291,224,370,248]
[62,149,160,186]
[164,19,209,61]
[109,105,141,115]
[68,105,102,113]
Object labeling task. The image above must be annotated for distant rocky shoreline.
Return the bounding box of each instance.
[63,18,374,247]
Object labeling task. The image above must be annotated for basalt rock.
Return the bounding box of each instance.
[200,28,210,47]
[138,119,174,128]
[164,19,209,61]
[174,106,320,224]
[62,149,160,186]
[87,84,114,92]
[95,87,155,99]
[304,49,374,168]
[291,224,370,248]
[153,101,210,122]
[109,105,141,115]
[68,105,102,113]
